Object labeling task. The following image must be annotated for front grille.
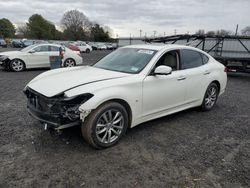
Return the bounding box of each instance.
[26,89,56,112]
[25,88,79,126]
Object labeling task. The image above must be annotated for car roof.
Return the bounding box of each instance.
[36,43,61,47]
[122,44,201,52]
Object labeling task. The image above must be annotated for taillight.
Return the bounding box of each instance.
[224,67,228,72]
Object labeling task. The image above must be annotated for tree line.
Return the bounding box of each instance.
[0,10,113,42]
[195,28,250,36]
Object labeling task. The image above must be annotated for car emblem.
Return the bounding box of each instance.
[47,104,53,108]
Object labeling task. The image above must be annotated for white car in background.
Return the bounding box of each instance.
[24,44,227,149]
[73,42,92,53]
[0,44,83,72]
[97,43,107,50]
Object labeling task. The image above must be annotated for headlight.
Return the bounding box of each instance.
[61,93,93,121]
[0,55,8,61]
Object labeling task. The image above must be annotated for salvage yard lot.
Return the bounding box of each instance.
[0,49,250,187]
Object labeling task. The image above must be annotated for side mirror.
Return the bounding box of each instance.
[29,49,36,53]
[153,65,172,75]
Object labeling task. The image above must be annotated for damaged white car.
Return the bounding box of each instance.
[24,44,227,149]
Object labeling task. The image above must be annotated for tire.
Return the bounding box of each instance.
[64,58,76,67]
[86,49,90,53]
[10,59,25,72]
[201,83,219,111]
[81,102,129,149]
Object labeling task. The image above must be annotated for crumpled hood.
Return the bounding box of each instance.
[26,66,131,97]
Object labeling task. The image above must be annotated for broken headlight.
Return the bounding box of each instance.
[61,93,93,121]
[0,55,8,61]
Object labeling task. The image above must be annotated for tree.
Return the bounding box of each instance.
[241,26,250,36]
[61,10,91,40]
[196,29,205,35]
[206,31,216,36]
[16,24,28,37]
[90,24,111,42]
[216,29,232,36]
[26,14,56,39]
[0,18,15,38]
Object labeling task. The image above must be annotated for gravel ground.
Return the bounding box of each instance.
[0,49,250,188]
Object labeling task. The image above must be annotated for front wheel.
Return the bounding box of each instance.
[10,59,25,72]
[201,83,219,111]
[81,102,128,149]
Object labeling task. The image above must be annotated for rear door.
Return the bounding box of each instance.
[179,49,211,103]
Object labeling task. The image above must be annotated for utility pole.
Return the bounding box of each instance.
[139,29,142,38]
[235,24,239,36]
[164,32,166,36]
[174,29,177,35]
[153,31,157,38]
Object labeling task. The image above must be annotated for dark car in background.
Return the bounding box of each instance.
[22,40,35,47]
[90,43,98,50]
[0,38,7,47]
[11,39,24,48]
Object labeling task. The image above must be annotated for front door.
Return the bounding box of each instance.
[142,50,187,118]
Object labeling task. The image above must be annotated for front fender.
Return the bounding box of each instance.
[78,85,143,126]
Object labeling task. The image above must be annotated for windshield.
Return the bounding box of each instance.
[20,44,37,52]
[93,48,157,74]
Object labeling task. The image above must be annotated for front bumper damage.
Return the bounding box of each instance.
[0,58,11,70]
[24,87,93,130]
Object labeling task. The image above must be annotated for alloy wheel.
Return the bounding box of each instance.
[11,60,24,72]
[204,86,218,108]
[95,109,124,144]
[64,59,75,67]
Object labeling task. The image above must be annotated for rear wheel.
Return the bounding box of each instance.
[64,58,75,67]
[201,83,219,111]
[10,59,25,72]
[86,49,90,53]
[81,102,128,149]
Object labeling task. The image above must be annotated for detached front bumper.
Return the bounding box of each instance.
[0,59,11,70]
[27,106,80,129]
[24,87,93,130]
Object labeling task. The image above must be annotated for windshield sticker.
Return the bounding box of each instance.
[137,49,154,55]
[131,67,139,72]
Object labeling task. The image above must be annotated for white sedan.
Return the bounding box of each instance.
[24,44,227,149]
[73,42,92,53]
[0,44,83,72]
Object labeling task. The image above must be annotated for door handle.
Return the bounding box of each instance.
[177,76,186,81]
[204,70,211,75]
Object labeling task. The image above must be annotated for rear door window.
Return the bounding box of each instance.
[50,46,60,51]
[180,49,203,69]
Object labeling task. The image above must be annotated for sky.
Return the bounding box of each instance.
[0,0,249,37]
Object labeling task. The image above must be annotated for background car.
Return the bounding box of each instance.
[0,38,7,47]
[0,43,83,71]
[105,43,114,50]
[11,39,24,48]
[21,40,35,47]
[89,43,98,50]
[74,41,92,53]
[67,44,81,55]
[97,43,107,50]
[24,44,227,149]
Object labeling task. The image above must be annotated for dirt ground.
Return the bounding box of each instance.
[0,49,250,188]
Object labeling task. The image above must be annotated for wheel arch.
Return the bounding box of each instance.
[211,80,221,93]
[98,98,133,128]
